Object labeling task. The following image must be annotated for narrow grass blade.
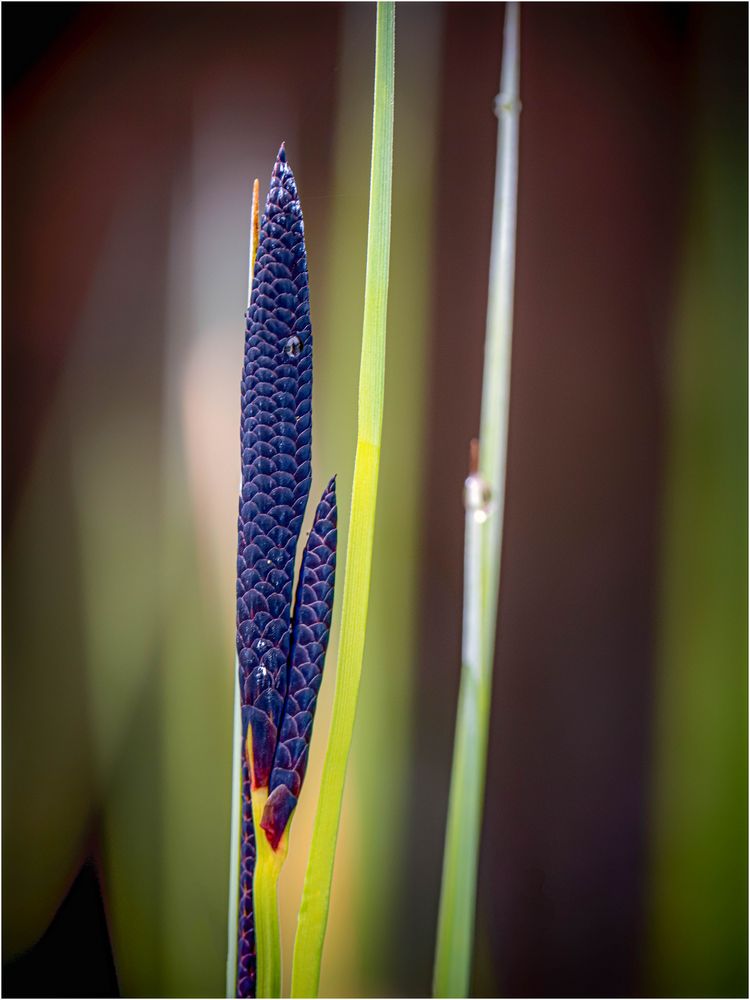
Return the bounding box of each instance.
[226,669,243,998]
[433,4,520,996]
[227,177,261,999]
[290,3,395,995]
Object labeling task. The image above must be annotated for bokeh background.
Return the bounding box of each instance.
[3,3,747,997]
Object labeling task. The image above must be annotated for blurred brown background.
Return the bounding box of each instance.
[3,3,747,998]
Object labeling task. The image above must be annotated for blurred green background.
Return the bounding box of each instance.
[3,3,747,997]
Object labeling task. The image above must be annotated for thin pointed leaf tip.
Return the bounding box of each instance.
[235,147,337,998]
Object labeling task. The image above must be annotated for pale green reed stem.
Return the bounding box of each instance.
[290,4,395,995]
[433,4,520,996]
[434,455,490,998]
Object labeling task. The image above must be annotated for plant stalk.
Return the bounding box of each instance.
[226,178,261,999]
[433,4,521,996]
[225,667,242,998]
[252,788,286,999]
[290,3,395,995]
[434,448,490,998]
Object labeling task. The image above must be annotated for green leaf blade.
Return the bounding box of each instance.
[290,4,396,995]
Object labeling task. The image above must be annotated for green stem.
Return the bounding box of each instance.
[252,786,286,999]
[225,669,242,998]
[290,4,395,995]
[434,461,490,998]
[433,3,520,996]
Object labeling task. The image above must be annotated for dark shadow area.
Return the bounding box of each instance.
[3,858,119,998]
[2,3,84,94]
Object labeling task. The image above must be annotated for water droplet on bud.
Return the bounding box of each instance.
[249,663,271,701]
[285,335,303,357]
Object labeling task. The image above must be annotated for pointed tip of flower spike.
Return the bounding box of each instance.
[270,141,299,202]
[272,142,288,179]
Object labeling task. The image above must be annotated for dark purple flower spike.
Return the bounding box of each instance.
[235,146,336,998]
[238,142,313,791]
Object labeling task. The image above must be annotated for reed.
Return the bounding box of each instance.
[433,5,521,996]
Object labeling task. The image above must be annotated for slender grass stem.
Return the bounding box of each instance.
[290,4,395,995]
[478,4,520,605]
[225,667,242,998]
[226,178,261,1000]
[433,5,520,996]
[253,858,282,999]
[252,787,286,999]
[433,444,492,998]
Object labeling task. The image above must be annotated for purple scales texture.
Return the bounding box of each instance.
[236,143,312,1000]
[237,142,313,789]
[261,479,337,850]
[234,146,336,999]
